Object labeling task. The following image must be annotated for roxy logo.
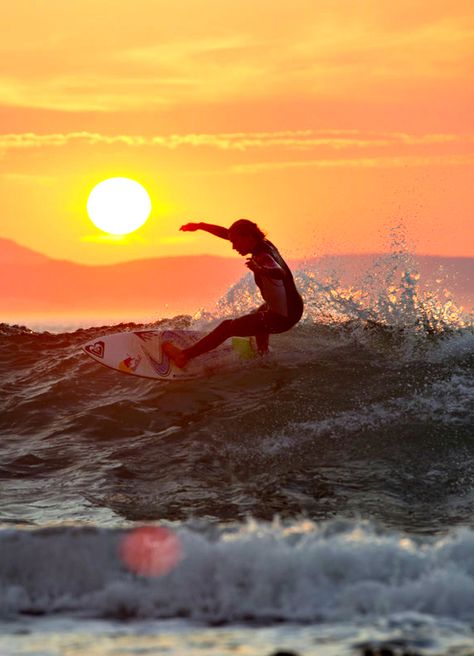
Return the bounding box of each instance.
[85,341,105,358]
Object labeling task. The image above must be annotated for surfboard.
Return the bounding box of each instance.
[82,329,257,380]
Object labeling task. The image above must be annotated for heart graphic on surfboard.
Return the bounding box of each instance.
[85,341,105,359]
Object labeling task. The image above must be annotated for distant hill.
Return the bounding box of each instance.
[1,238,245,316]
[0,238,51,265]
[1,238,472,319]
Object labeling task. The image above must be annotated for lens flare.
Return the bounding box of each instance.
[120,526,182,577]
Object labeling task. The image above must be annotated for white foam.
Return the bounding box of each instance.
[2,521,474,624]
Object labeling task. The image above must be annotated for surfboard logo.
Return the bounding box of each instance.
[138,330,188,377]
[118,355,141,373]
[142,350,171,377]
[84,341,105,359]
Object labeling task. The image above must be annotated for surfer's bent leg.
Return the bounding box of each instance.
[183,313,266,360]
[163,310,297,368]
[184,309,297,359]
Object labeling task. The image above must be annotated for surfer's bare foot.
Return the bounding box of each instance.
[162,342,189,369]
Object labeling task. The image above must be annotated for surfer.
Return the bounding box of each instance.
[162,219,304,368]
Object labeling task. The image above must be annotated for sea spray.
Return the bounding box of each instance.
[209,229,470,360]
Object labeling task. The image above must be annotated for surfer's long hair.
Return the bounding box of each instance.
[229,219,266,241]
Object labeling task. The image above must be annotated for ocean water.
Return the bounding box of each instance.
[1,251,473,656]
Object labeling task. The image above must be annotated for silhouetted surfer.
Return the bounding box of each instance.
[162,219,304,368]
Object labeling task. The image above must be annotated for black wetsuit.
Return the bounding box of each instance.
[252,239,304,330]
[183,239,303,360]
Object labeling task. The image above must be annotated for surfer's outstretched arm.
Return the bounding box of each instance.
[180,222,229,240]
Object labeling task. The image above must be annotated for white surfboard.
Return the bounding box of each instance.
[83,329,257,380]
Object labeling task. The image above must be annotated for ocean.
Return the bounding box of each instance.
[1,251,473,656]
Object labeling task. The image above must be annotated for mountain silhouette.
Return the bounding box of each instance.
[0,238,51,265]
[1,238,244,316]
[1,238,472,318]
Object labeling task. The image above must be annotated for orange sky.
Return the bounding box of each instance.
[1,0,473,264]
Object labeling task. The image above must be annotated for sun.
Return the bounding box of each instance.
[87,177,152,235]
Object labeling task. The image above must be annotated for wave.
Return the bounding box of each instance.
[0,242,473,530]
[1,324,473,521]
[2,519,474,625]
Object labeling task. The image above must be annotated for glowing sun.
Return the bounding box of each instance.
[87,177,152,235]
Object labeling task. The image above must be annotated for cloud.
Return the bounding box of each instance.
[0,129,472,152]
[232,154,474,173]
[1,130,472,176]
[0,132,147,148]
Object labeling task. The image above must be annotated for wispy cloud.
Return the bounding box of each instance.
[0,132,148,149]
[232,154,474,173]
[1,130,472,176]
[0,129,472,151]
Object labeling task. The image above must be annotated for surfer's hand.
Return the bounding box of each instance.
[246,258,261,273]
[180,222,201,232]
